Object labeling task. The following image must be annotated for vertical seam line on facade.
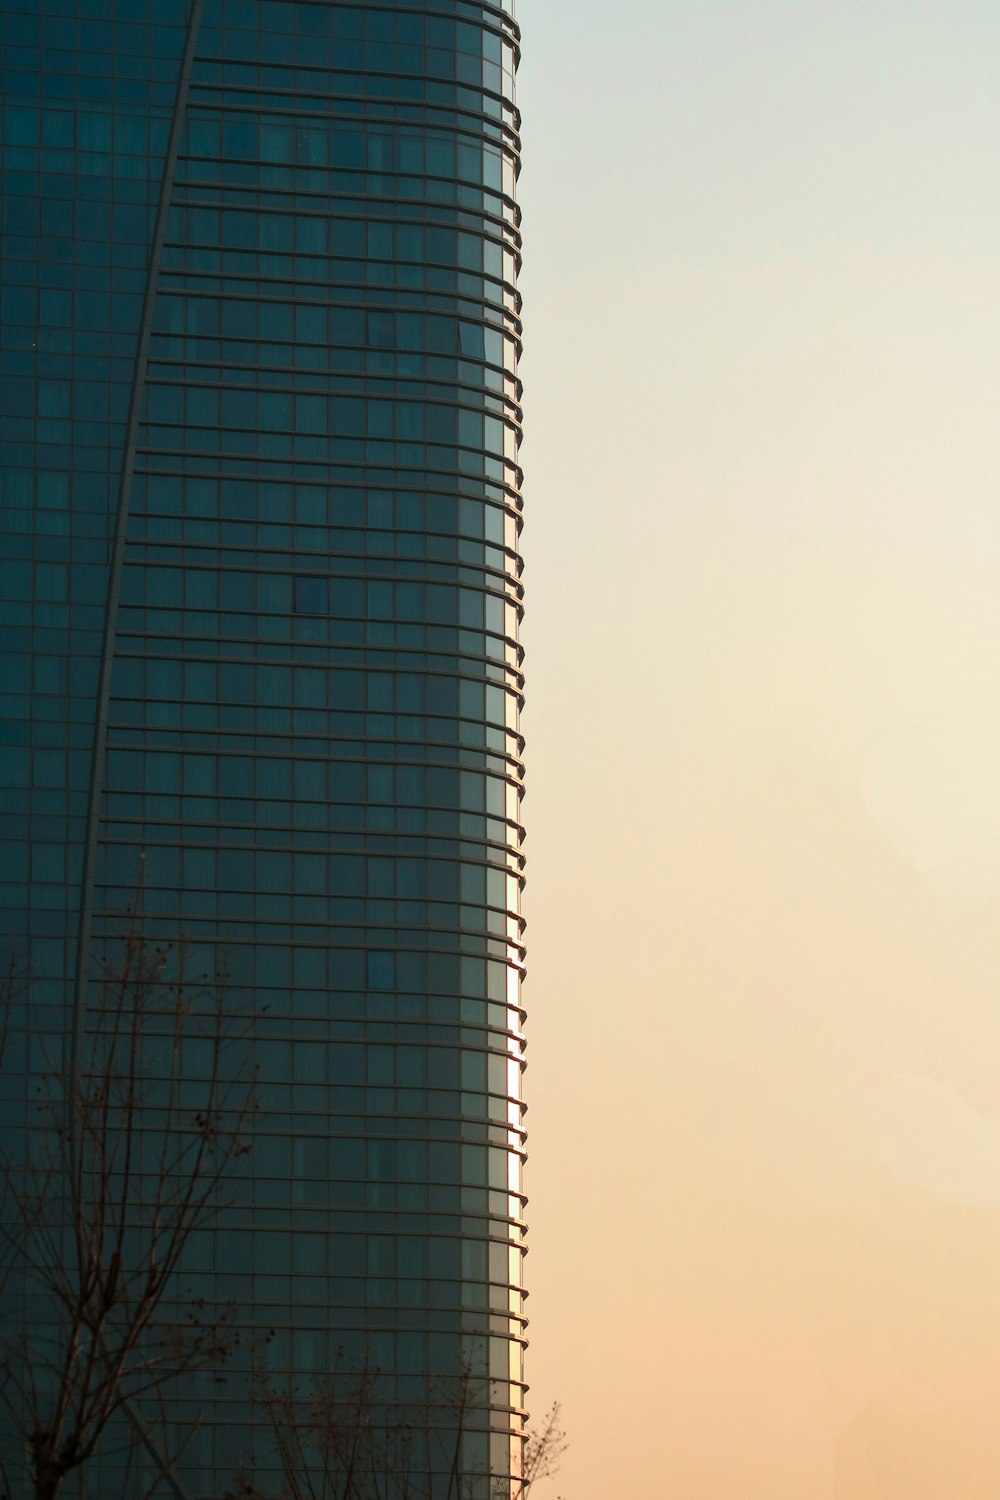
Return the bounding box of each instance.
[70,3,206,1495]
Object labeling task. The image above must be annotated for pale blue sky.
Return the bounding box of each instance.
[521,0,1000,260]
[516,5,1000,1496]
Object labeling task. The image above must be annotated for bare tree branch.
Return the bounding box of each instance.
[226,1361,567,1500]
[0,901,254,1500]
[515,1402,568,1500]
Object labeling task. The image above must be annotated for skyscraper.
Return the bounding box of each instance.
[0,1,525,1493]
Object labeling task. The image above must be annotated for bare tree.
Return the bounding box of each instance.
[516,1404,567,1500]
[225,1362,566,1500]
[0,904,254,1500]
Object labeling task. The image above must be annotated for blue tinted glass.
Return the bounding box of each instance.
[1,0,526,1493]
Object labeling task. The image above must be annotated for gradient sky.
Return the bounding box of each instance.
[515,3,1000,1495]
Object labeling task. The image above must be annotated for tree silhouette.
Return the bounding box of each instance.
[0,905,254,1500]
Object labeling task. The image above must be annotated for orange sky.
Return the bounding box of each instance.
[517,3,1000,1494]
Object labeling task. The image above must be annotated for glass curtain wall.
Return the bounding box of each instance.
[0,0,525,1494]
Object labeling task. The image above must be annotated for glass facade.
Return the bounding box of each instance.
[0,0,525,1493]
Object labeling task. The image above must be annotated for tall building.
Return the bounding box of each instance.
[0,0,525,1494]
